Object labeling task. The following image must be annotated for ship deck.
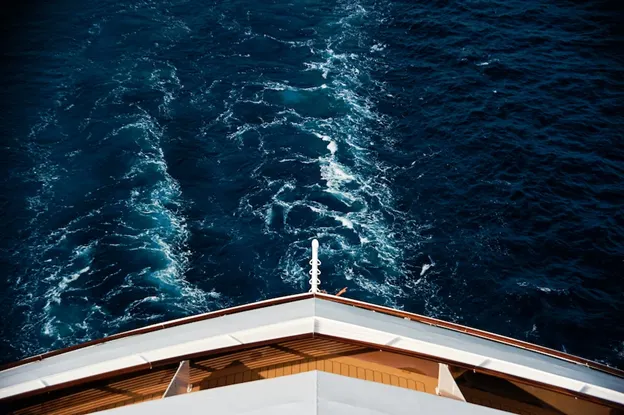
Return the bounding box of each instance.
[7,336,588,415]
[2,294,623,415]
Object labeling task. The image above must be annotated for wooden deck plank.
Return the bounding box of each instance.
[357,367,366,380]
[399,377,408,388]
[251,370,266,380]
[340,363,348,377]
[374,371,382,383]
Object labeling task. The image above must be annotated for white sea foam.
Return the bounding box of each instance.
[334,215,354,229]
[115,114,219,311]
[149,62,183,118]
[320,159,355,188]
[238,0,423,307]
[9,14,228,358]
[370,43,386,52]
[20,109,220,350]
[327,141,338,154]
[420,263,432,276]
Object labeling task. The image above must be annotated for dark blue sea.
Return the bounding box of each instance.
[1,0,623,368]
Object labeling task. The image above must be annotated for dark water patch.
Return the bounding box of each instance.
[0,0,623,369]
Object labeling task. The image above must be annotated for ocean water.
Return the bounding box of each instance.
[0,0,622,368]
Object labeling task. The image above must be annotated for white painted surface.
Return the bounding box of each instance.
[309,239,320,293]
[162,361,190,398]
[1,297,623,405]
[437,364,466,401]
[99,371,507,415]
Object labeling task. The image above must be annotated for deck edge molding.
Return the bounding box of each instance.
[1,296,622,408]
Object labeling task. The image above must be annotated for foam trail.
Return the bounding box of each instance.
[12,65,219,356]
[242,0,416,305]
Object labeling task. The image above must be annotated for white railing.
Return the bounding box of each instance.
[309,239,321,293]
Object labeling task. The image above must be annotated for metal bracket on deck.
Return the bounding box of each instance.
[436,363,466,402]
[162,360,191,398]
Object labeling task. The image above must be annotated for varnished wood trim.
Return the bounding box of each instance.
[5,292,620,380]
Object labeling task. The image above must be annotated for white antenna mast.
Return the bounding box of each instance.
[309,239,321,293]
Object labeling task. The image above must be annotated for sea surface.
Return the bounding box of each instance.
[1,0,622,368]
